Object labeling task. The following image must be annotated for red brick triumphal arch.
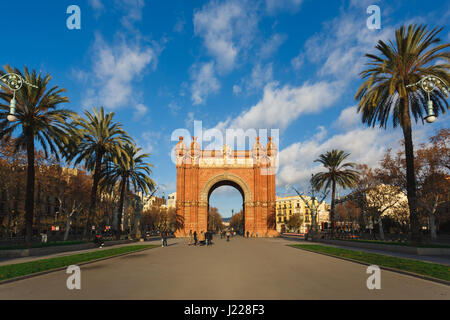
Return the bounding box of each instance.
[174,136,279,237]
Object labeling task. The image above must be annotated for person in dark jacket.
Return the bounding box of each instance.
[193,231,198,246]
[162,231,168,247]
[206,231,213,246]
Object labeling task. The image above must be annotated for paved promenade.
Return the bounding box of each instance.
[0,237,448,300]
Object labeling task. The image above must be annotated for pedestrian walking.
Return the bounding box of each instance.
[199,230,206,246]
[246,231,249,238]
[40,230,48,243]
[193,231,198,246]
[207,231,213,246]
[188,230,193,245]
[164,232,168,247]
[161,231,168,247]
[226,230,231,242]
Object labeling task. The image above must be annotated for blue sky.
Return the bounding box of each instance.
[1,0,449,218]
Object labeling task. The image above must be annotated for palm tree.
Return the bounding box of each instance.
[100,144,155,239]
[67,107,132,238]
[355,24,449,242]
[311,150,359,232]
[0,65,73,245]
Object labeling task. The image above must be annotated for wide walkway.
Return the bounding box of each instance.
[0,236,448,300]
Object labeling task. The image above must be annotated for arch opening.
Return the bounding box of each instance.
[207,182,245,235]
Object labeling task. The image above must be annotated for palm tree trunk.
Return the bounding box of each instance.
[401,98,421,243]
[330,180,336,236]
[35,184,41,237]
[25,136,35,246]
[116,178,126,240]
[4,189,11,240]
[86,152,103,239]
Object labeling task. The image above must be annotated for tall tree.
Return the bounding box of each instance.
[67,107,132,238]
[208,207,224,232]
[415,129,449,240]
[355,25,449,242]
[311,150,359,233]
[286,213,303,233]
[230,210,244,233]
[0,137,26,238]
[101,144,155,239]
[0,66,73,244]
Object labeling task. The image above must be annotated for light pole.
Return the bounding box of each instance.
[0,73,38,122]
[406,75,449,123]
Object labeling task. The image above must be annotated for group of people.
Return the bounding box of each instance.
[219,230,232,241]
[188,230,215,246]
[159,229,259,248]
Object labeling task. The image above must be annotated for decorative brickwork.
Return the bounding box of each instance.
[174,136,279,237]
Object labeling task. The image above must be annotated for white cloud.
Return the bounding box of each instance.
[193,0,258,73]
[298,10,394,82]
[80,34,157,110]
[349,0,380,8]
[190,0,259,104]
[276,116,445,191]
[216,81,340,131]
[190,62,221,105]
[245,63,273,91]
[114,0,146,29]
[139,130,162,154]
[291,52,304,70]
[89,0,105,11]
[259,33,287,60]
[277,126,401,189]
[184,112,195,128]
[265,0,303,14]
[133,103,148,120]
[334,106,360,129]
[232,85,242,95]
[173,16,185,33]
[89,0,145,27]
[168,101,181,115]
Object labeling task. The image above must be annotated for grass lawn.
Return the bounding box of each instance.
[0,240,89,251]
[291,244,450,282]
[332,239,450,248]
[0,245,157,281]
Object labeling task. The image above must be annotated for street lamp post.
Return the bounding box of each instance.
[406,75,449,123]
[0,73,38,122]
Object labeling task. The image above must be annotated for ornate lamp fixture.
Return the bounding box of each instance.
[0,73,38,122]
[406,75,449,123]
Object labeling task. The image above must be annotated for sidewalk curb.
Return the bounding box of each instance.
[289,245,450,287]
[0,245,158,286]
